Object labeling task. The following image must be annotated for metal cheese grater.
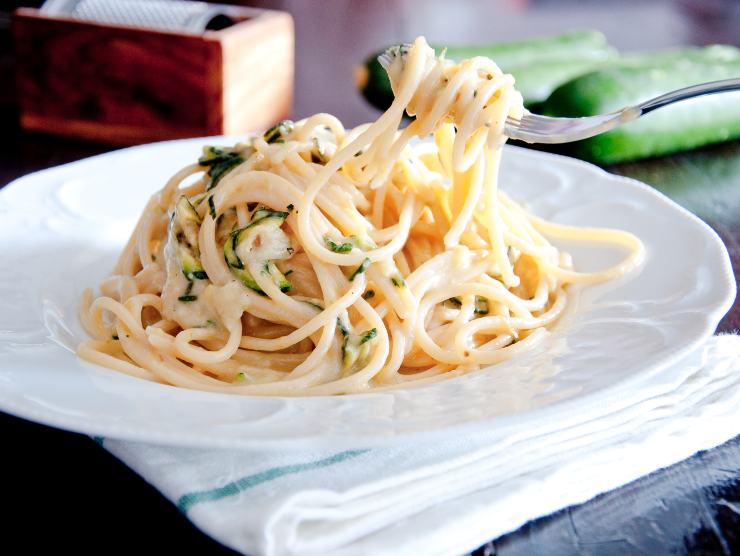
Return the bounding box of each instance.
[40,0,236,33]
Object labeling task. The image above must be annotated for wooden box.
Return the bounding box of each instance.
[11,6,294,144]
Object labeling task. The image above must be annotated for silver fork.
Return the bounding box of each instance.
[377,47,740,144]
[505,78,740,144]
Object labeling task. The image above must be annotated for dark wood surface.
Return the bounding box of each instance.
[1,0,739,554]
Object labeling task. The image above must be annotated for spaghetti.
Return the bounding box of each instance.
[78,37,644,395]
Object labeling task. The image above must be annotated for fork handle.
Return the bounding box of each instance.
[639,78,740,115]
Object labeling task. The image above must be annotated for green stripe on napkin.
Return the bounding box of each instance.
[177,449,369,513]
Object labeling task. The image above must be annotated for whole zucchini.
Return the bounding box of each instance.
[541,47,740,164]
[356,31,616,109]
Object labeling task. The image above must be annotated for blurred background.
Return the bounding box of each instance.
[1,0,739,127]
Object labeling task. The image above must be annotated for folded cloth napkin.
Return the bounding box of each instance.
[101,335,740,556]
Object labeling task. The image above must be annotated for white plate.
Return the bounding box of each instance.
[0,138,734,450]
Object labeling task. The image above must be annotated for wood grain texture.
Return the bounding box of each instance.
[11,7,293,144]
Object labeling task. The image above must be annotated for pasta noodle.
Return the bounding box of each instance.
[78,37,644,395]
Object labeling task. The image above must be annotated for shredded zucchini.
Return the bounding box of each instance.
[349,258,371,281]
[223,209,293,293]
[264,120,295,144]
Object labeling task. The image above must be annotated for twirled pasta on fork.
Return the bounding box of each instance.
[78,37,644,395]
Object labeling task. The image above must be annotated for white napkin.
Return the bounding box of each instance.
[101,335,740,556]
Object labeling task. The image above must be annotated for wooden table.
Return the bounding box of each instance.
[1,0,739,553]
